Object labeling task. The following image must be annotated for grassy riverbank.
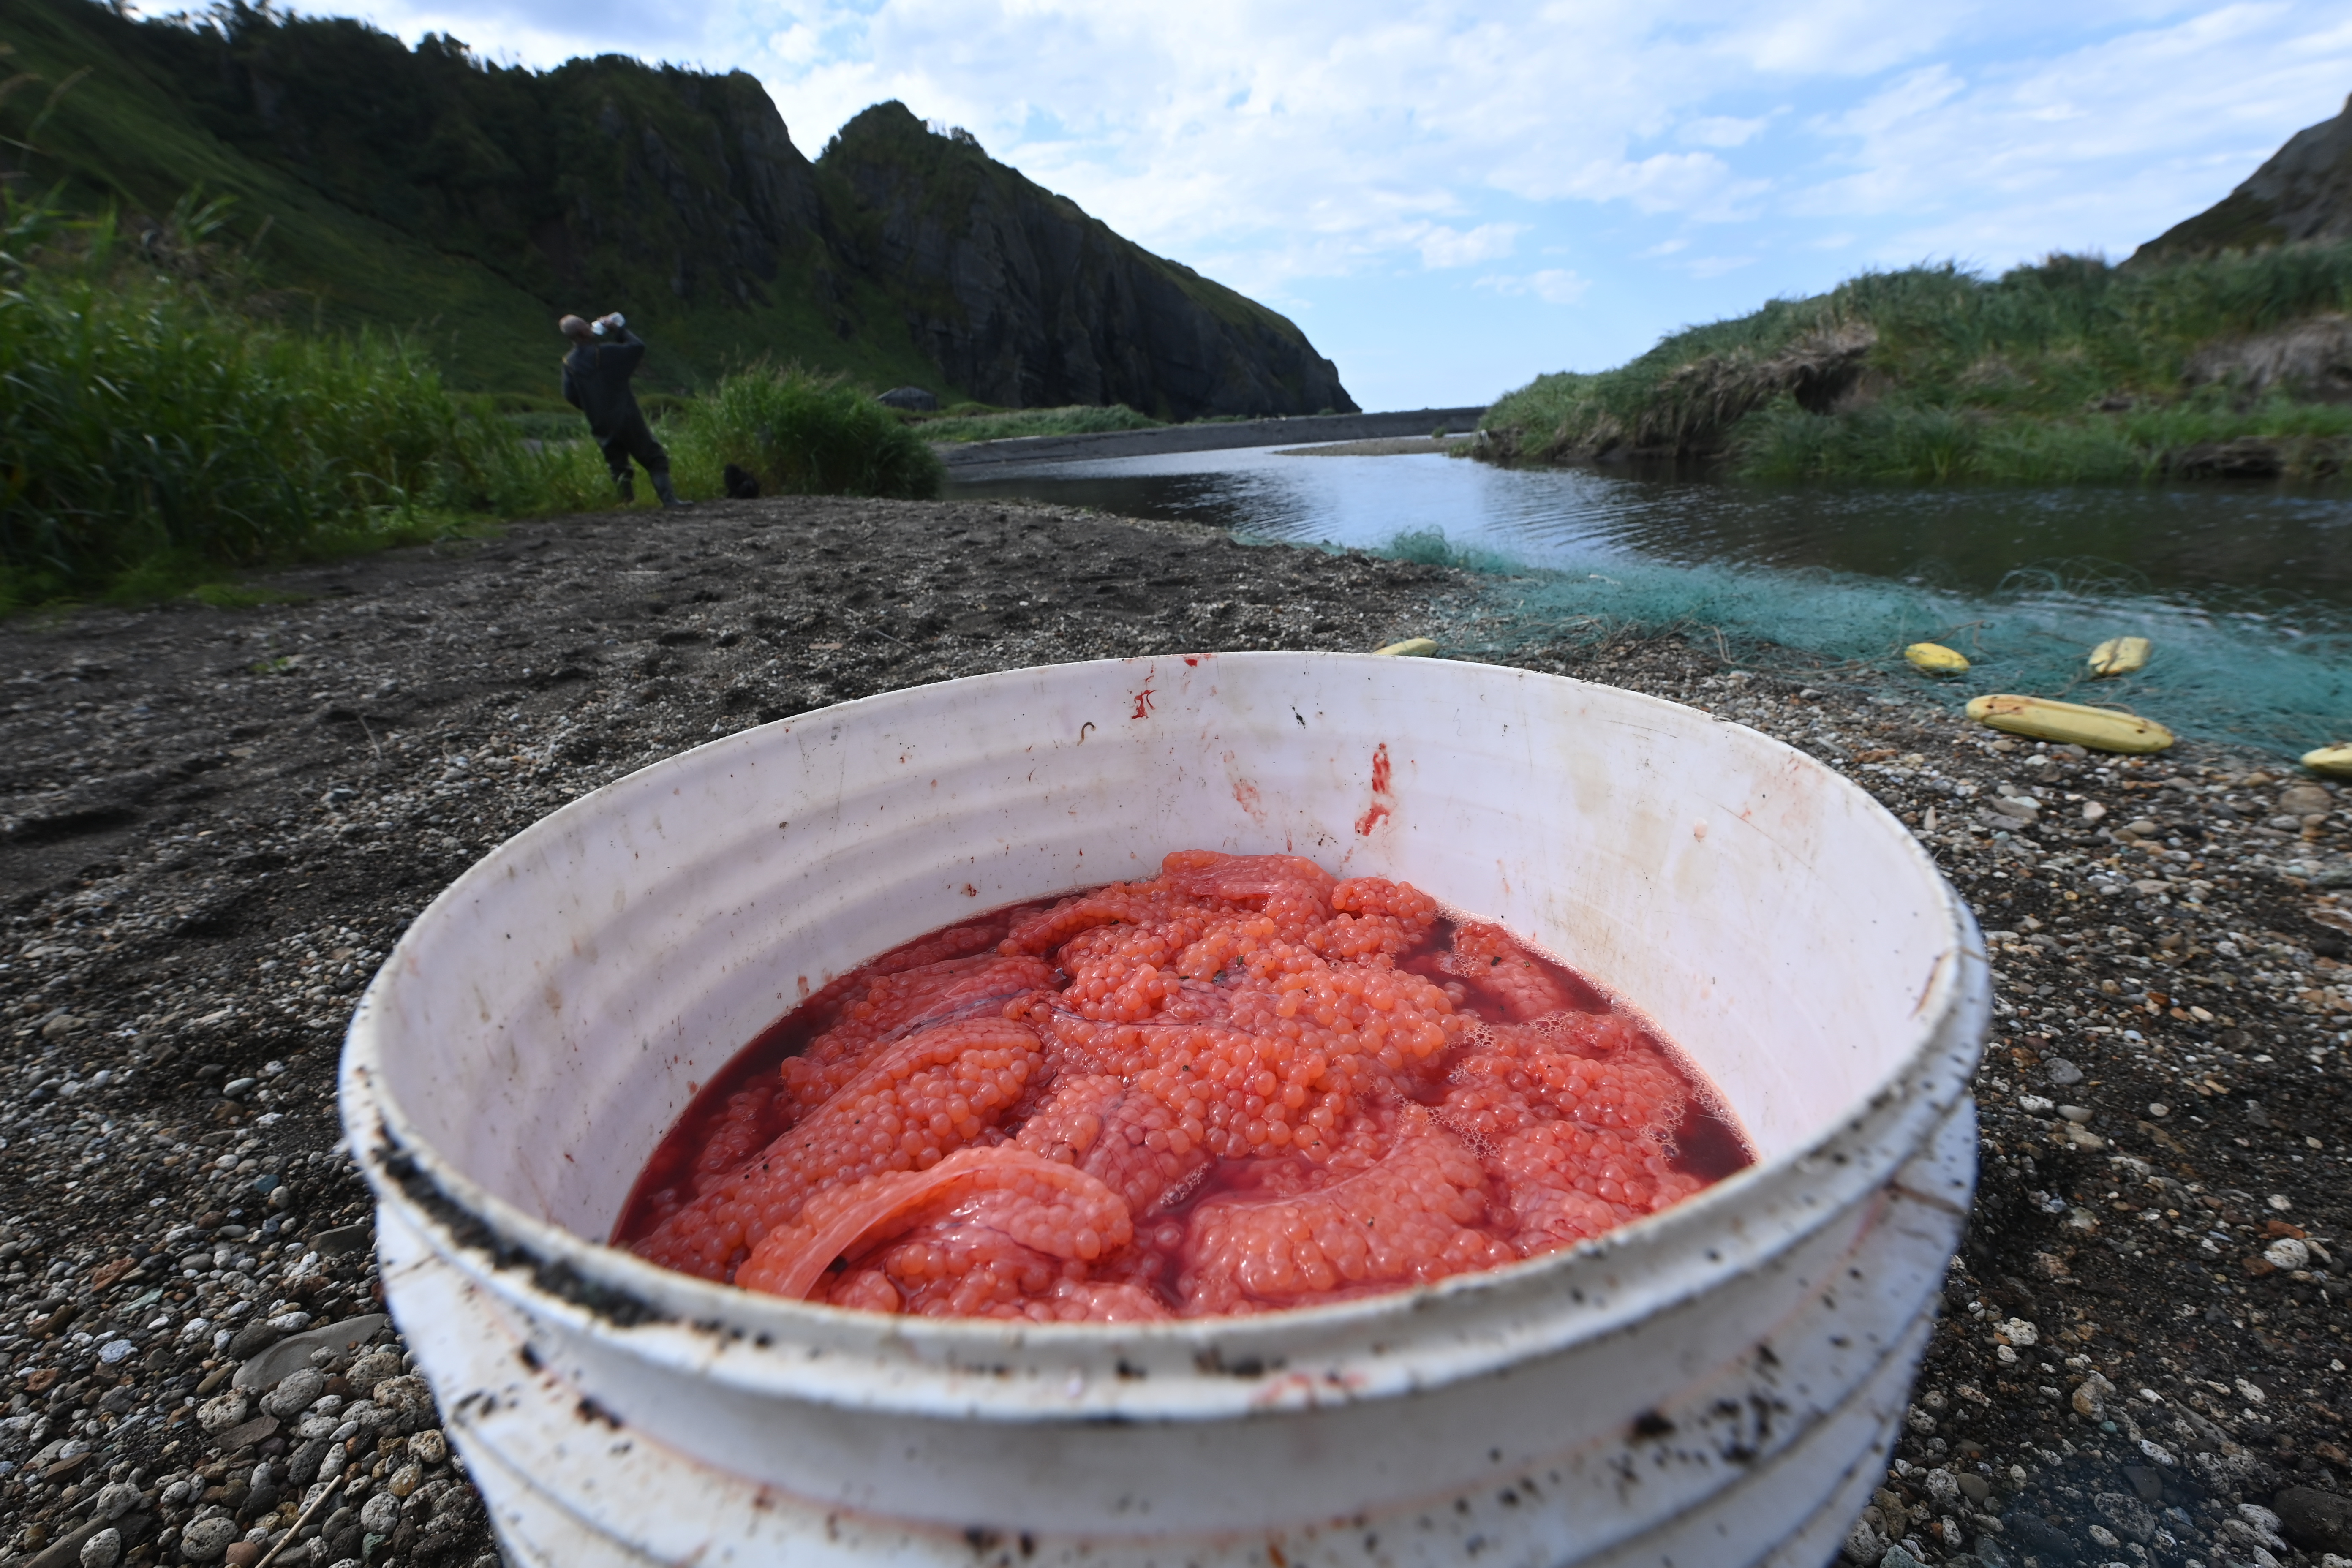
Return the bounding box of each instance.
[0,201,941,610]
[1479,245,2352,483]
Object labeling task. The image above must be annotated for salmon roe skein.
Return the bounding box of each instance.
[1443,921,1582,1021]
[1014,1071,1210,1214]
[736,1146,1132,1301]
[782,954,1059,1118]
[795,918,1011,1021]
[634,1018,1043,1281]
[754,1146,1160,1322]
[1180,1104,1514,1315]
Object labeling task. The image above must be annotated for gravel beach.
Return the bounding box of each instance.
[0,495,2346,1568]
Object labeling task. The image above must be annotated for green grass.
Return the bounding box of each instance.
[909,403,1162,442]
[1479,246,2352,483]
[0,201,942,611]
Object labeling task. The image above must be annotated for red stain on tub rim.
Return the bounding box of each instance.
[1353,742,1394,835]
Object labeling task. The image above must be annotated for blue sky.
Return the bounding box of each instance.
[265,0,2352,411]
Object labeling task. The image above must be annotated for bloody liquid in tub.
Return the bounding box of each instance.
[616,850,1751,1321]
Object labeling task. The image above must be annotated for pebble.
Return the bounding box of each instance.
[196,1388,252,1435]
[234,1311,390,1389]
[2043,1058,2085,1086]
[2275,1486,2352,1554]
[2264,1236,2311,1269]
[359,1489,402,1534]
[77,1529,122,1568]
[259,1364,328,1418]
[177,1516,242,1563]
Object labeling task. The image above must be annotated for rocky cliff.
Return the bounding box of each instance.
[2136,93,2352,260]
[2,0,1352,412]
[820,103,1352,417]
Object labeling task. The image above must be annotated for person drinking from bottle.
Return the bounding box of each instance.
[559,311,686,508]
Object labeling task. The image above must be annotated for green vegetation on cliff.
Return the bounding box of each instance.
[1478,245,2352,484]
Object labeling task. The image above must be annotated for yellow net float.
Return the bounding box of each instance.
[1903,642,1969,674]
[2087,636,2151,677]
[1372,637,1438,657]
[1965,694,2173,753]
[2301,744,2352,777]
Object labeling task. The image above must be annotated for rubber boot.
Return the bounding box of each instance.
[652,470,690,509]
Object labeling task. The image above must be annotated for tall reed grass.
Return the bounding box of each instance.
[1480,245,2352,482]
[0,199,944,609]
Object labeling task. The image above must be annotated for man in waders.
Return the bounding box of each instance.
[560,312,686,507]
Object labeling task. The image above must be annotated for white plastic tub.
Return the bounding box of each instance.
[342,653,1989,1568]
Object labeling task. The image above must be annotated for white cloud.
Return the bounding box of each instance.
[1678,113,1775,148]
[1476,269,1593,305]
[1411,223,1527,269]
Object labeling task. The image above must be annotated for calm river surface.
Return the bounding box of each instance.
[945,443,2352,754]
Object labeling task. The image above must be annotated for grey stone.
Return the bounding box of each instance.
[225,1318,286,1362]
[310,1224,372,1258]
[2273,1489,2349,1555]
[92,1481,141,1520]
[345,1350,403,1395]
[360,1491,402,1535]
[2098,1491,2157,1542]
[286,1435,332,1486]
[77,1527,121,1568]
[178,1516,242,1563]
[260,1367,328,1418]
[234,1314,388,1392]
[2046,1058,2085,1086]
[364,1374,435,1432]
[196,1389,251,1435]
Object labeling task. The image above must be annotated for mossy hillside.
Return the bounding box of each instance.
[1478,247,2352,483]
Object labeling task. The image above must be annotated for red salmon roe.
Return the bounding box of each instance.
[618,851,1748,1320]
[1179,1104,1513,1313]
[634,1018,1043,1279]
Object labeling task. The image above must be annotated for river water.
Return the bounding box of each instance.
[943,443,2352,755]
